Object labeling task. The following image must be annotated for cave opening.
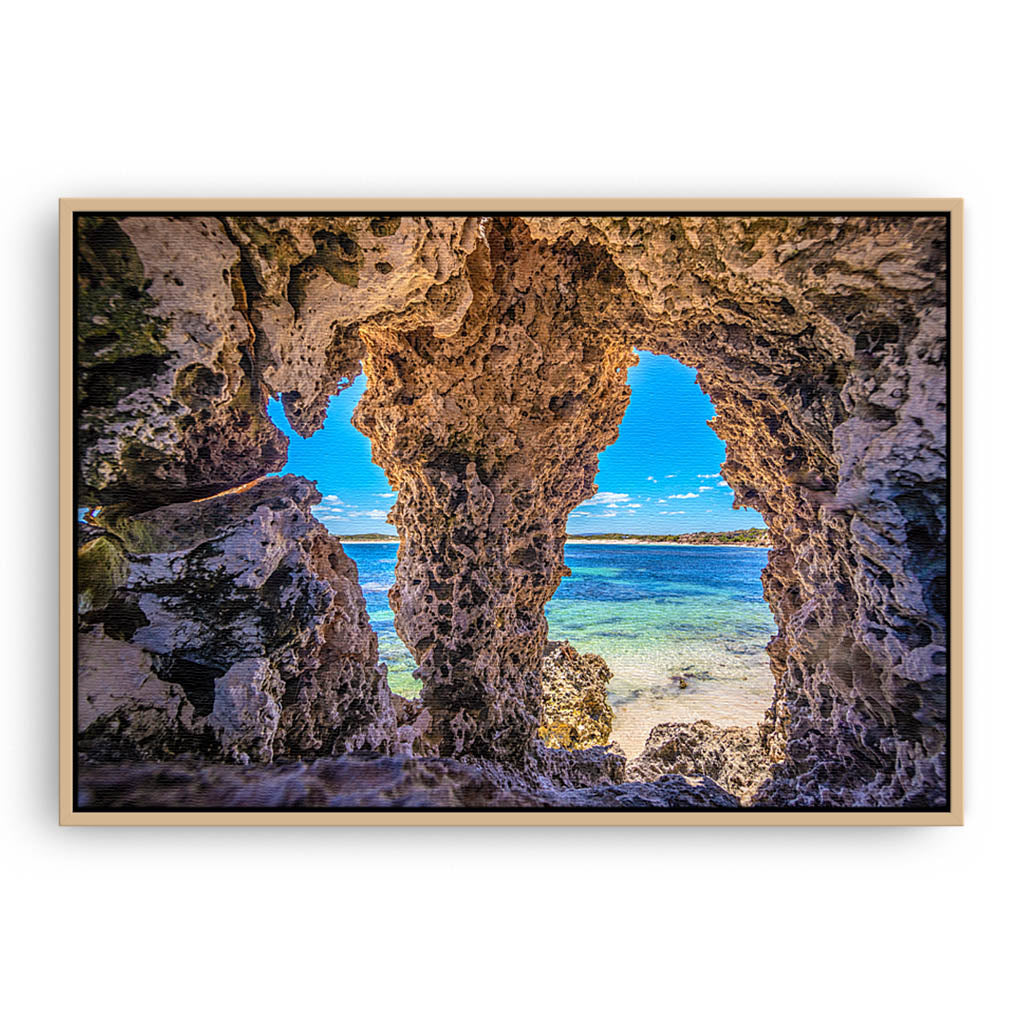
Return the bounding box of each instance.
[267,375,421,697]
[547,350,776,757]
[267,345,777,761]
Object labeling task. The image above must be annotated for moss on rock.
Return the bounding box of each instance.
[76,216,170,376]
[77,535,130,613]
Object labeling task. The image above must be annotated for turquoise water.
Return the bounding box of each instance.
[345,541,777,756]
[348,544,421,697]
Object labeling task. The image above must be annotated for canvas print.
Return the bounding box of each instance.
[66,206,956,818]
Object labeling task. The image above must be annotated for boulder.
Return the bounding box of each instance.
[627,720,774,805]
[77,475,396,762]
[538,641,614,750]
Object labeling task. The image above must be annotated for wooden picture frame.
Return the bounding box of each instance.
[60,198,963,825]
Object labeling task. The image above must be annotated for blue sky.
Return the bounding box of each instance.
[269,351,765,535]
[268,380,395,534]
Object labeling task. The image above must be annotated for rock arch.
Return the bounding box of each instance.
[76,213,948,807]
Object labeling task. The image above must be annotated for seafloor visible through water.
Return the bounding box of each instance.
[347,542,777,758]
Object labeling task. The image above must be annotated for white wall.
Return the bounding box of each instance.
[2,2,1017,1021]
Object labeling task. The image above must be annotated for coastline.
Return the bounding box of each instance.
[345,535,778,757]
[564,539,768,549]
[334,537,767,549]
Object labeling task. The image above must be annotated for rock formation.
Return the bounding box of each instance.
[76,753,735,809]
[78,475,395,763]
[627,720,774,805]
[538,642,615,750]
[352,220,647,762]
[75,212,949,809]
[77,214,478,509]
[526,216,949,807]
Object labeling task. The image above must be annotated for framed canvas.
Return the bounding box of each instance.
[59,199,962,825]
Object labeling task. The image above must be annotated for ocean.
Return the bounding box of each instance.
[346,542,777,757]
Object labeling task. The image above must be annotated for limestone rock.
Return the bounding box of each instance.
[565,774,738,809]
[77,215,480,509]
[77,475,396,761]
[77,215,288,509]
[77,627,208,758]
[627,720,774,805]
[527,215,949,807]
[533,743,627,788]
[538,641,614,750]
[390,692,437,757]
[208,658,283,764]
[222,215,480,437]
[76,753,732,809]
[354,219,647,762]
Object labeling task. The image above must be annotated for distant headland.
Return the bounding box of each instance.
[566,528,770,547]
[332,532,399,542]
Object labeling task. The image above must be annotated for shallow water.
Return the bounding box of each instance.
[345,542,777,757]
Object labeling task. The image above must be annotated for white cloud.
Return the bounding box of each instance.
[667,492,699,500]
[718,480,730,487]
[581,491,630,506]
[571,511,592,517]
[657,499,667,504]
[659,510,686,516]
[665,474,677,479]
[646,476,657,482]
[332,508,392,520]
[697,473,720,480]
[698,486,713,492]
[594,511,620,518]
[627,503,642,508]
[325,494,340,502]
[377,492,396,499]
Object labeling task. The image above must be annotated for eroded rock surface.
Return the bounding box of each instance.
[75,213,950,809]
[76,752,734,809]
[77,215,288,509]
[627,720,774,805]
[221,215,480,436]
[78,475,395,763]
[353,220,658,761]
[77,215,479,509]
[538,642,614,750]
[527,216,949,807]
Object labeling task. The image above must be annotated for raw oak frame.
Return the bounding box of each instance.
[59,198,964,826]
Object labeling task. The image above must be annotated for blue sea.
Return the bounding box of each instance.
[346,542,777,756]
